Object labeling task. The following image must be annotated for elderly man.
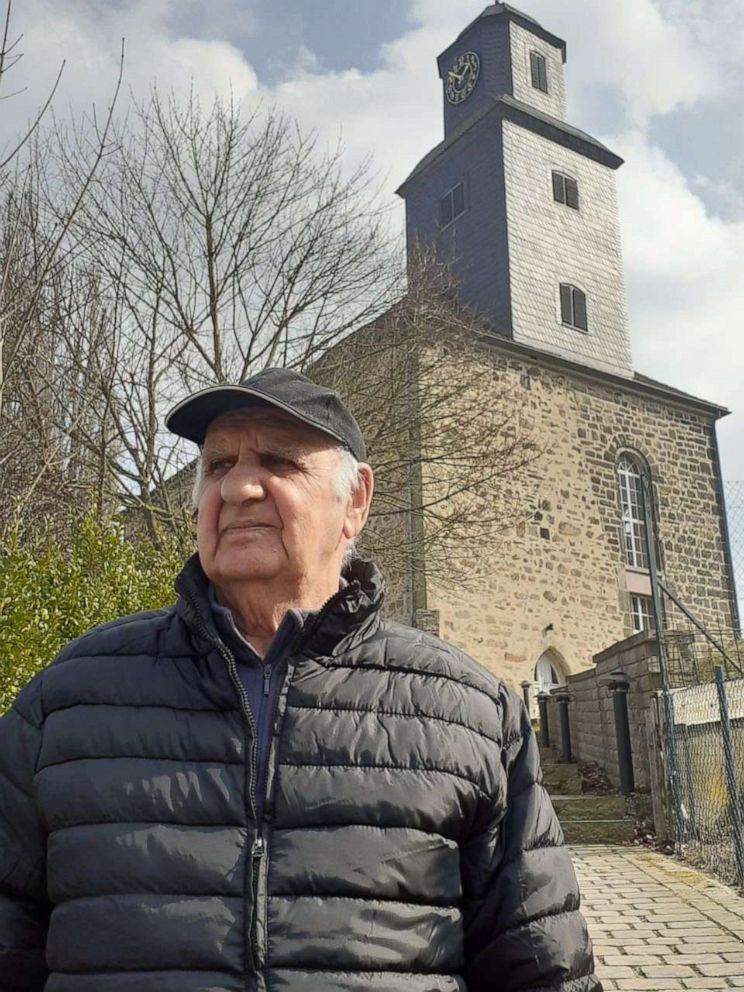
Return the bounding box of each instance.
[0,367,601,992]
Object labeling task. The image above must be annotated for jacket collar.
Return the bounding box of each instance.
[174,553,385,658]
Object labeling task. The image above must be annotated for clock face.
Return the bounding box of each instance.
[445,51,480,104]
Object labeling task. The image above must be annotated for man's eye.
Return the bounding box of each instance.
[208,459,232,473]
[263,454,294,469]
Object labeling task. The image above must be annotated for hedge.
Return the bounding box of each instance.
[0,514,187,713]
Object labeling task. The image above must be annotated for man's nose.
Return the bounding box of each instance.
[219,462,266,503]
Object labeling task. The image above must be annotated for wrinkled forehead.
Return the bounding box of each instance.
[202,407,337,453]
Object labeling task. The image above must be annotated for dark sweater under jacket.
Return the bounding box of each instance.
[0,554,602,992]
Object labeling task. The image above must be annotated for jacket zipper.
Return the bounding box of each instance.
[188,580,359,980]
[190,609,264,979]
[250,661,273,972]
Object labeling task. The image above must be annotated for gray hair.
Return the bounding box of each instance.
[336,447,363,569]
[191,445,364,568]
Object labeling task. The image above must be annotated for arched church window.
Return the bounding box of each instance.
[534,652,566,693]
[617,455,649,570]
[530,50,548,93]
[559,283,587,331]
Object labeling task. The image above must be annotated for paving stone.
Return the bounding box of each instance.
[571,844,744,990]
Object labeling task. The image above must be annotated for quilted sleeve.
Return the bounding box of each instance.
[461,685,602,992]
[0,678,50,991]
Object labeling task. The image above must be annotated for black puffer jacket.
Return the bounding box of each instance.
[0,555,601,992]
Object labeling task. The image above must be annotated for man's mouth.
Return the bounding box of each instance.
[222,523,274,533]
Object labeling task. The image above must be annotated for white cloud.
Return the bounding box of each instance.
[612,130,744,474]
[3,0,742,478]
[520,0,719,127]
[263,1,743,475]
[3,0,258,145]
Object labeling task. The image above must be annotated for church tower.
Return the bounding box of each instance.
[397,3,633,378]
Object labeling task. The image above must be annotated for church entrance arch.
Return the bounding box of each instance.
[534,650,568,694]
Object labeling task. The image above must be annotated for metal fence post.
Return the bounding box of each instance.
[537,693,550,748]
[556,691,572,764]
[713,666,744,888]
[641,474,685,843]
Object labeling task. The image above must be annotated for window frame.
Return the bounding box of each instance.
[534,653,566,693]
[630,594,654,634]
[552,170,579,210]
[559,283,588,332]
[530,50,548,93]
[617,455,650,571]
[439,180,467,229]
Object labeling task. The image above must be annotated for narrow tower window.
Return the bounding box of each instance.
[530,51,548,93]
[440,181,466,227]
[559,284,588,331]
[617,456,649,570]
[552,171,579,209]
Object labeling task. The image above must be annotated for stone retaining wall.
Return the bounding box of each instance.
[543,630,661,791]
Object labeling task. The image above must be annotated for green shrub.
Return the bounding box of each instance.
[0,514,188,713]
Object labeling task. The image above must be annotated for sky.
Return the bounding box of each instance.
[4,0,744,491]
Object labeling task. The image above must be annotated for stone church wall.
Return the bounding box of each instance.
[423,338,735,693]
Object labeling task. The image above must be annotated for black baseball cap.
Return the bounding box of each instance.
[165,367,367,462]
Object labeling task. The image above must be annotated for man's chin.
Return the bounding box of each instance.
[204,547,284,586]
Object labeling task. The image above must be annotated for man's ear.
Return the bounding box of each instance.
[342,464,374,539]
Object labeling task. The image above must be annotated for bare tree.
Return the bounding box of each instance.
[0,1,123,537]
[52,89,402,533]
[311,250,541,612]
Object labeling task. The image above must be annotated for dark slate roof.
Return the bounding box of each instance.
[396,94,623,195]
[632,372,729,417]
[453,4,567,62]
[475,331,729,419]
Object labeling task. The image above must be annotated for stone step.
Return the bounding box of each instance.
[537,742,640,845]
[541,768,582,792]
[561,818,636,845]
[552,794,628,820]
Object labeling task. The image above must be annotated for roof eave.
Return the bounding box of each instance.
[396,96,623,197]
[440,4,567,65]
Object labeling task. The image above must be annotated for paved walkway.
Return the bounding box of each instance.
[572,845,744,990]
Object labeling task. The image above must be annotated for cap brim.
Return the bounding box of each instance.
[165,384,350,450]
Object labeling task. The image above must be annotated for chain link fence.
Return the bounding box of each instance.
[666,670,744,888]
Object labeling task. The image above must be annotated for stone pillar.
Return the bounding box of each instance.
[602,670,635,795]
[537,692,550,748]
[556,690,572,764]
[520,680,532,717]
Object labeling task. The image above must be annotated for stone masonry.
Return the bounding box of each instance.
[544,631,661,792]
[424,335,735,694]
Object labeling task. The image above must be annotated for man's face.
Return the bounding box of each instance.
[196,408,367,592]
